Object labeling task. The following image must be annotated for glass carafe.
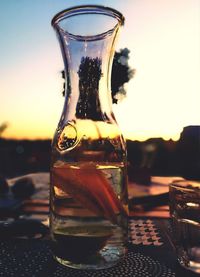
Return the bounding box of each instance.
[50,5,129,270]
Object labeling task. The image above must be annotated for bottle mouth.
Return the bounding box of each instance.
[51,5,124,41]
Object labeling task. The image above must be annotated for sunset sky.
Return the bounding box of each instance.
[0,0,199,141]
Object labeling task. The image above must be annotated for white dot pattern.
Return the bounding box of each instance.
[53,252,175,277]
[129,219,164,246]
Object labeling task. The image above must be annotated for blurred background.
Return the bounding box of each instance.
[0,0,199,180]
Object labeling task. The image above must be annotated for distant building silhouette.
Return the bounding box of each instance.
[0,126,199,180]
[176,126,200,180]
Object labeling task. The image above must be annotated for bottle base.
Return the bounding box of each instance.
[53,246,127,270]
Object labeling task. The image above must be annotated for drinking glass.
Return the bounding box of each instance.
[169,179,200,273]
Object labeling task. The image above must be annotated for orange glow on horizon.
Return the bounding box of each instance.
[0,1,199,142]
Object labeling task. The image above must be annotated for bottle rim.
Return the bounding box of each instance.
[52,5,124,27]
[170,179,200,191]
[51,5,124,41]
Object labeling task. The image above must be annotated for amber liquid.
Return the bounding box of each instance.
[50,162,128,269]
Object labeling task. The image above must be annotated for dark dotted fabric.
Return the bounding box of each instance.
[0,239,175,277]
[53,252,175,277]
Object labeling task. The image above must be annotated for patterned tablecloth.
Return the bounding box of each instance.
[0,217,197,277]
[0,173,196,276]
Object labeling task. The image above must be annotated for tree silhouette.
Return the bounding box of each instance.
[61,48,135,104]
[76,56,102,120]
[0,122,9,138]
[111,48,135,103]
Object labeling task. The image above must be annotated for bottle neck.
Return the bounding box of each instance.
[57,26,120,124]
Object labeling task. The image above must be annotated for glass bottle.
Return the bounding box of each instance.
[50,5,129,270]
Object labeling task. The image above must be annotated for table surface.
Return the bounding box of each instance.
[0,217,196,277]
[0,173,196,277]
